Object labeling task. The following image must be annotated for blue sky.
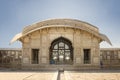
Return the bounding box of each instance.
[0,0,120,48]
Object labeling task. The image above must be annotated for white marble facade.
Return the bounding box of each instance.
[11,19,111,69]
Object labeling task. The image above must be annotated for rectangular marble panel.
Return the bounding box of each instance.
[31,39,40,47]
[76,58,81,64]
[93,57,99,64]
[42,48,47,56]
[41,58,47,63]
[23,57,29,64]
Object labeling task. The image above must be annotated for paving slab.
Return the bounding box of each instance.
[66,70,120,80]
[0,71,57,80]
[0,70,120,80]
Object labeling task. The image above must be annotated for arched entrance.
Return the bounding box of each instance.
[50,37,73,65]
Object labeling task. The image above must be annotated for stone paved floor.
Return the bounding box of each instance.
[60,72,65,80]
[0,70,120,80]
[66,70,120,80]
[0,71,57,80]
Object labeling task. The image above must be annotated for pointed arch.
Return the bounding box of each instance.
[49,37,73,64]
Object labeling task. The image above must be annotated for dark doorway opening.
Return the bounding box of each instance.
[32,49,39,64]
[84,49,91,64]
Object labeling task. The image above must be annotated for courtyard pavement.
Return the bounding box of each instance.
[0,69,119,80]
[0,70,57,80]
[66,70,120,80]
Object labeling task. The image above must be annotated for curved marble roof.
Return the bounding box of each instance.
[10,18,112,45]
[23,19,98,33]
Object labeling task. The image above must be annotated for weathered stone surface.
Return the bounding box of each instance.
[10,19,113,69]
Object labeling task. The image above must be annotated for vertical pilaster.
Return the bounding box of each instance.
[46,28,49,64]
[39,29,42,64]
[28,34,31,64]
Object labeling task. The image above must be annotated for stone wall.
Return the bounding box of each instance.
[0,48,22,69]
[100,48,120,67]
[0,48,120,69]
[21,27,100,68]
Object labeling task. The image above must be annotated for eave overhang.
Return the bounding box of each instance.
[10,19,112,45]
